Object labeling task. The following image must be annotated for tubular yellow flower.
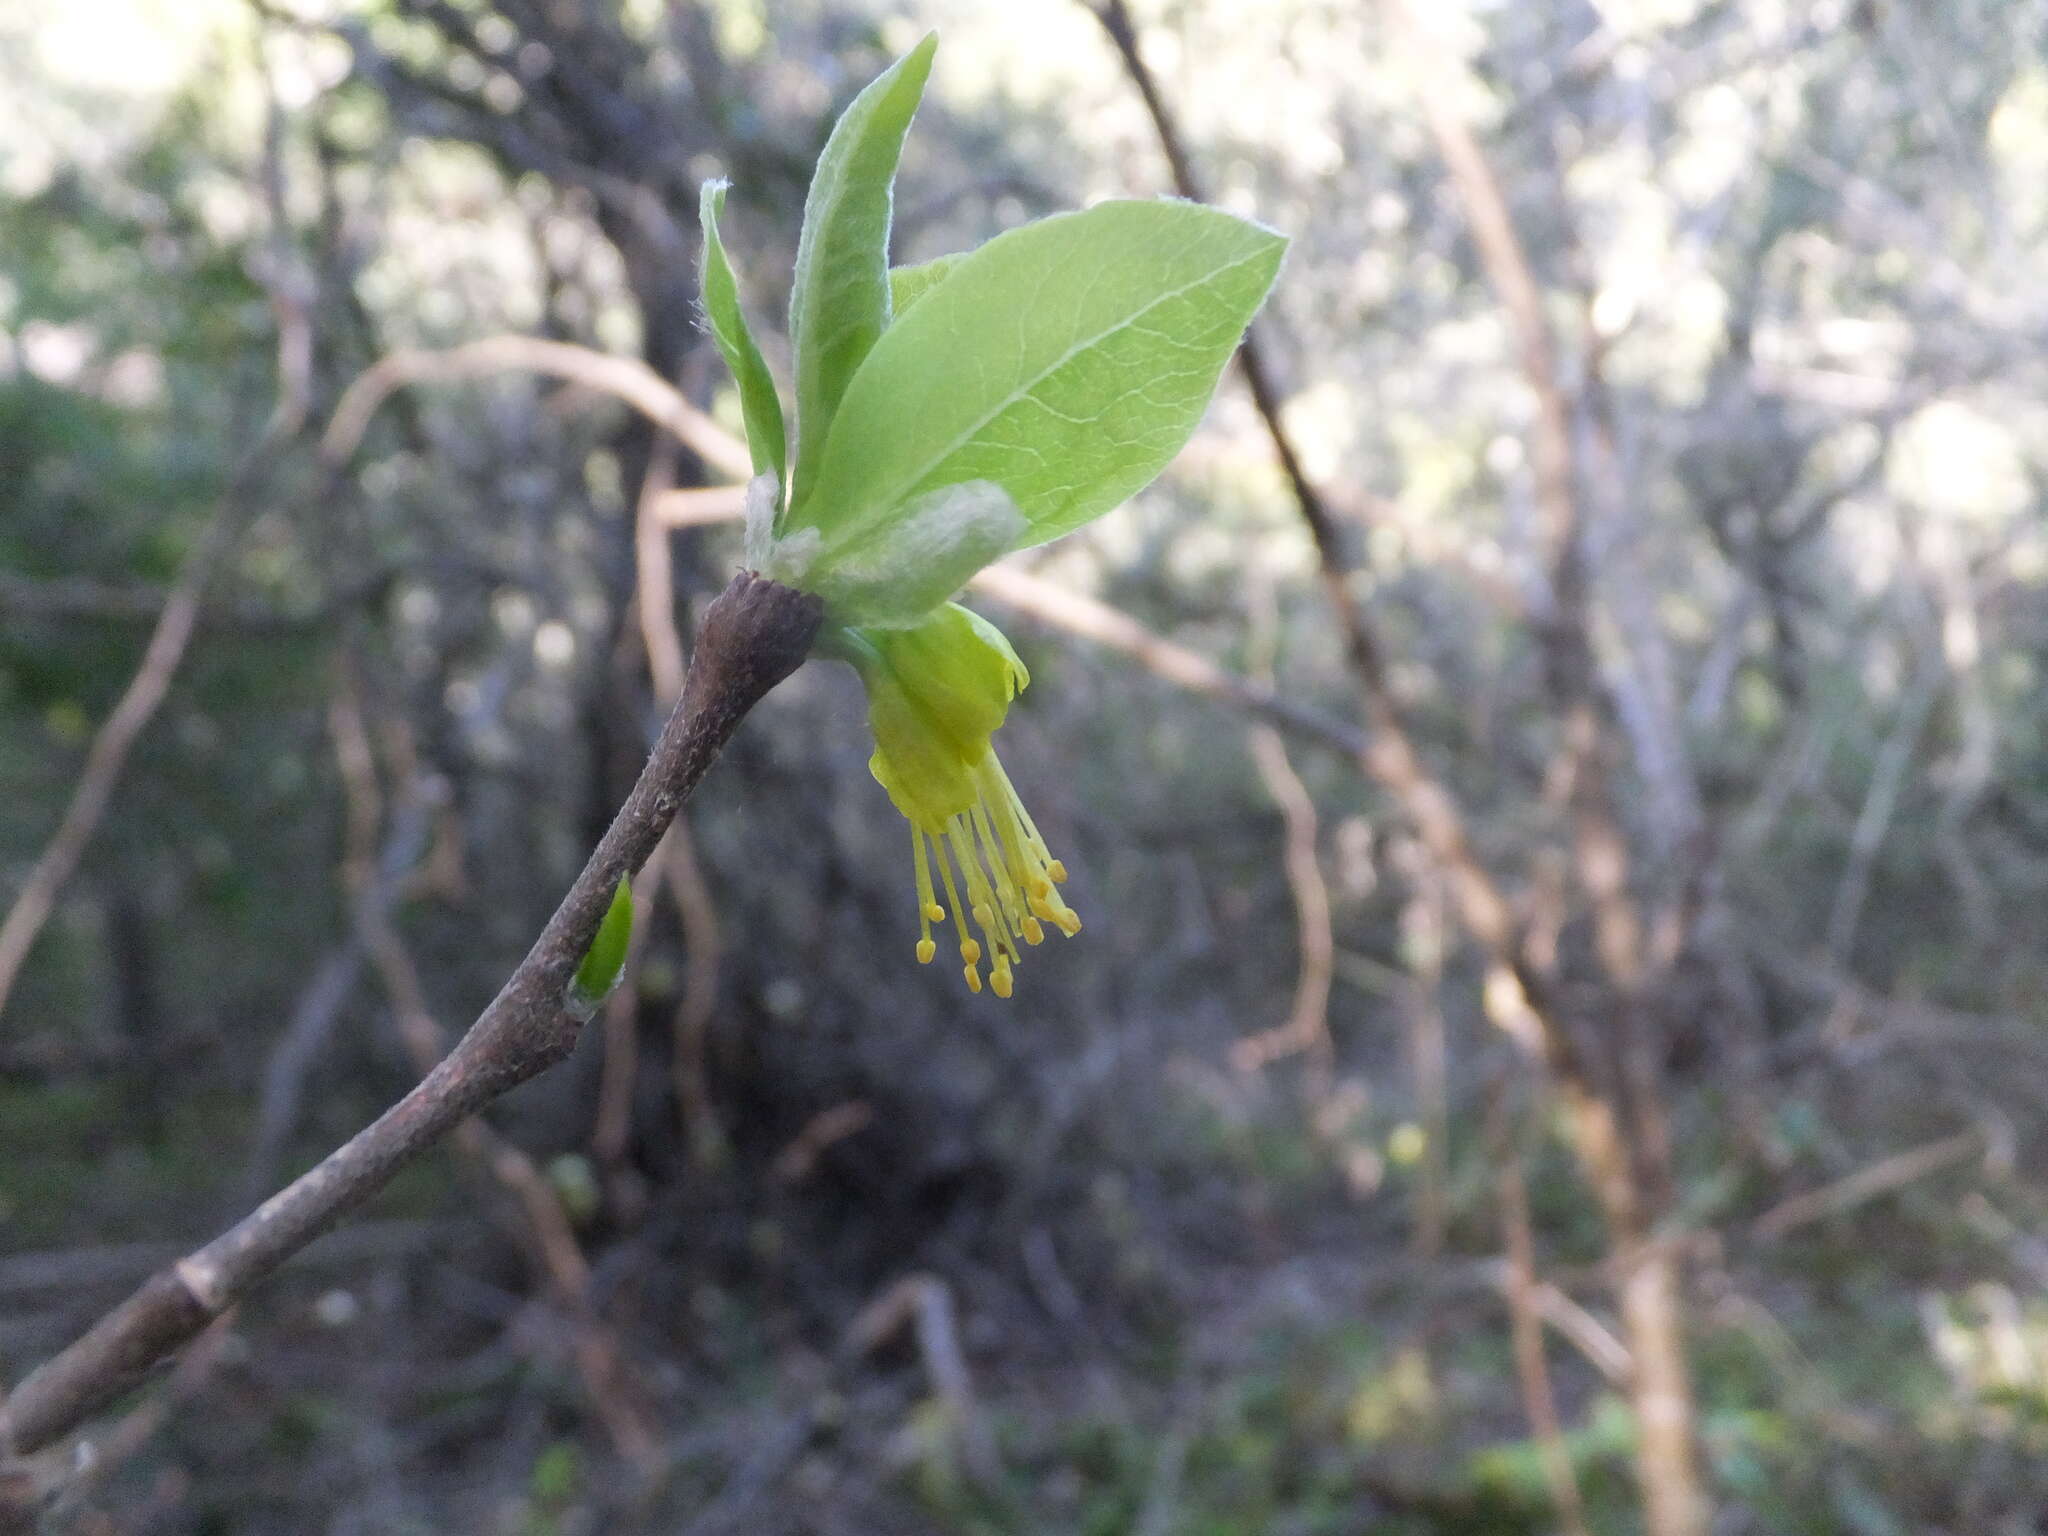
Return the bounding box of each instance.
[834,604,1080,997]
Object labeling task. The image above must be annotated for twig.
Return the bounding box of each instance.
[1392,843,1451,1258]
[1085,0,1521,974]
[0,569,395,631]
[1093,9,1708,1533]
[678,1272,992,1536]
[1824,624,1942,962]
[1231,725,1335,1088]
[323,334,1366,764]
[44,1313,237,1523]
[240,939,371,1204]
[968,562,1366,761]
[0,82,315,1023]
[330,664,661,1466]
[845,1273,999,1488]
[1490,1090,1594,1536]
[320,334,751,479]
[769,1101,875,1184]
[0,572,819,1458]
[633,441,728,1167]
[1752,1129,1984,1242]
[0,433,287,1023]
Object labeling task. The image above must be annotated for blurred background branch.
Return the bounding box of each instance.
[5,0,2047,1531]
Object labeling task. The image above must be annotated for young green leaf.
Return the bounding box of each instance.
[797,478,1024,627]
[699,181,787,494]
[786,32,937,517]
[797,199,1287,551]
[888,253,965,318]
[569,878,633,1014]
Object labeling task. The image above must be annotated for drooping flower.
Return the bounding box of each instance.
[695,34,1285,995]
[824,605,1080,997]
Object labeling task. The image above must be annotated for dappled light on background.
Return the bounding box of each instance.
[4,1,2048,1532]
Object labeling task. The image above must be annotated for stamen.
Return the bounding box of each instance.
[913,825,945,962]
[914,824,937,918]
[969,800,1029,938]
[897,748,1082,996]
[947,812,1017,964]
[933,837,971,958]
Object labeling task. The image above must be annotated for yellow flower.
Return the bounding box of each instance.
[832,604,1080,998]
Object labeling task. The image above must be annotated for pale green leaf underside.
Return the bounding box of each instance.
[785,32,936,519]
[698,181,787,491]
[800,200,1287,551]
[888,253,964,317]
[802,479,1024,628]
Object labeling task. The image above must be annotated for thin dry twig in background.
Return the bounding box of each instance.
[844,1273,999,1489]
[634,437,730,1167]
[1396,844,1451,1258]
[1084,0,1519,973]
[1489,1089,1594,1536]
[0,416,305,1027]
[1090,6,1708,1531]
[0,89,315,1025]
[320,334,752,479]
[1378,15,1704,1524]
[676,1271,992,1536]
[329,335,1368,762]
[0,573,819,1460]
[1232,726,1335,1086]
[1752,1128,1985,1243]
[769,1101,876,1185]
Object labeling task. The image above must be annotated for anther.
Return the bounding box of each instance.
[960,937,982,965]
[926,902,946,923]
[991,963,1014,999]
[963,964,983,994]
[1022,916,1045,946]
[916,937,936,964]
[1047,859,1069,883]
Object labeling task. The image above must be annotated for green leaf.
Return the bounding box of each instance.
[570,878,633,1012]
[699,180,787,494]
[798,200,1287,550]
[888,253,964,318]
[796,478,1024,627]
[786,32,937,517]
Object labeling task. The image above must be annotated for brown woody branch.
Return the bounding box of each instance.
[1088,0,1526,986]
[1090,9,1709,1533]
[329,667,660,1466]
[0,572,820,1459]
